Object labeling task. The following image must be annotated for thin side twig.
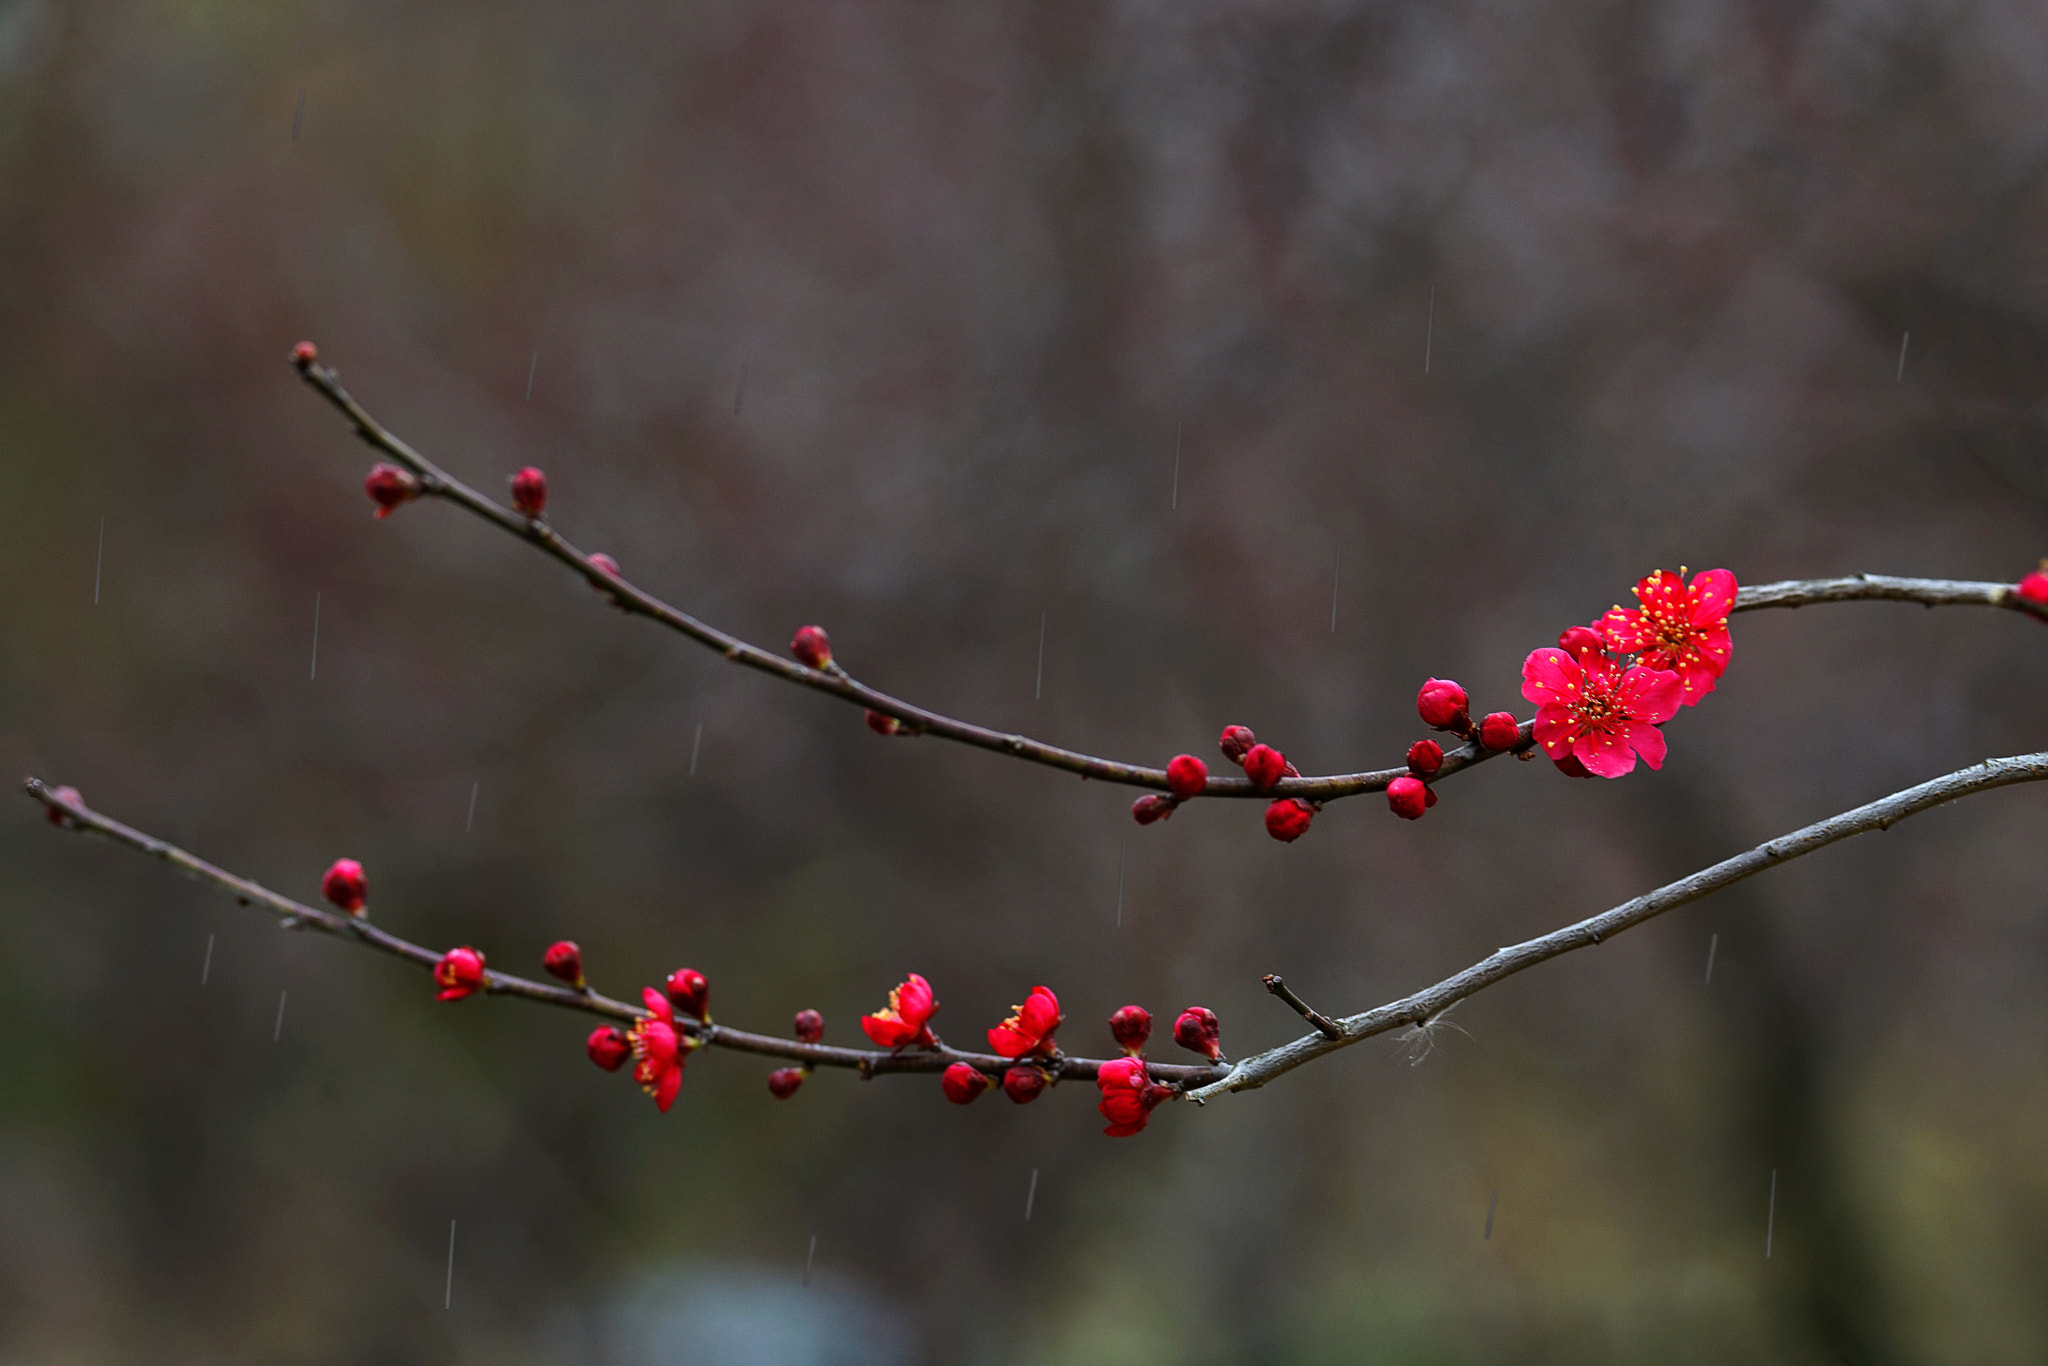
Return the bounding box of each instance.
[1261,974,1344,1040]
[22,779,1224,1088]
[1188,751,2048,1101]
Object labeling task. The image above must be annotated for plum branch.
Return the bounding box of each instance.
[293,348,2041,807]
[1189,751,2048,1101]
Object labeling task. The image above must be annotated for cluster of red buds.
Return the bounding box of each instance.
[1132,725,1317,842]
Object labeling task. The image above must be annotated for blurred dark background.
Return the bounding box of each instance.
[5,1,2048,1362]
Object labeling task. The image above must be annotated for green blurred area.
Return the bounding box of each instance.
[4,1,2048,1362]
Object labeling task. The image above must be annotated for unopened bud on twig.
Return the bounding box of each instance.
[791,625,833,669]
[2017,563,2048,606]
[510,467,548,517]
[45,785,83,827]
[1165,754,1209,799]
[364,464,419,519]
[1242,744,1287,790]
[1108,1005,1151,1055]
[1406,740,1443,777]
[1417,678,1471,734]
[1478,712,1521,752]
[1002,1064,1051,1104]
[1131,794,1177,825]
[865,709,906,736]
[589,553,621,579]
[542,940,584,988]
[1172,1006,1222,1061]
[665,968,710,1021]
[1387,775,1430,820]
[1218,725,1257,764]
[291,340,318,371]
[586,1026,631,1071]
[793,1009,825,1043]
[1264,798,1314,842]
[321,858,367,914]
[767,1067,806,1100]
[941,1061,994,1104]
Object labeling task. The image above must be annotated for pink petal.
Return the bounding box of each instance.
[1600,606,1652,652]
[1520,648,1581,706]
[1574,726,1637,778]
[1625,720,1668,770]
[1692,625,1732,676]
[1616,666,1684,723]
[1688,569,1737,623]
[1672,655,1719,705]
[1533,706,1582,758]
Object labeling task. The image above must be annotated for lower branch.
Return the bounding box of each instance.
[22,779,1223,1088]
[1187,751,2048,1101]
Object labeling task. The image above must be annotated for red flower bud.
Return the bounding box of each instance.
[1417,677,1471,733]
[790,624,833,669]
[941,1060,994,1104]
[291,340,318,370]
[1552,753,1593,778]
[1096,1055,1173,1136]
[364,463,420,519]
[1108,1005,1151,1055]
[1388,775,1429,820]
[1218,725,1257,763]
[1165,754,1209,799]
[44,785,84,827]
[2018,566,2048,606]
[1172,1006,1222,1061]
[589,552,621,578]
[767,1067,806,1099]
[434,946,487,1001]
[1131,794,1178,825]
[1264,798,1314,842]
[1406,740,1443,777]
[1478,712,1521,752]
[665,968,709,1020]
[542,940,584,988]
[586,1026,631,1071]
[1242,744,1287,789]
[510,466,548,517]
[1557,625,1606,660]
[321,858,368,914]
[793,1009,825,1043]
[864,709,904,736]
[1002,1064,1051,1104]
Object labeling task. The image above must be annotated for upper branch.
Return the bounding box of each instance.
[1187,750,2048,1101]
[23,778,1224,1087]
[293,354,2044,805]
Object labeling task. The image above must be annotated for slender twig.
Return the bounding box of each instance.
[293,357,2047,807]
[1261,974,1343,1040]
[22,779,1223,1087]
[1187,752,2048,1101]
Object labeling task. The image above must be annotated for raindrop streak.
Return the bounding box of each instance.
[525,351,538,402]
[1424,285,1435,374]
[1896,332,1910,383]
[445,1220,457,1308]
[1765,1169,1777,1259]
[465,781,478,834]
[94,516,104,605]
[1704,933,1718,986]
[802,1234,817,1287]
[1035,613,1046,701]
[292,90,304,141]
[1330,551,1341,633]
[1485,1188,1498,1239]
[689,721,704,777]
[1025,1169,1039,1222]
[201,933,215,986]
[1116,837,1127,929]
[1171,423,1181,510]
[273,990,287,1042]
[309,592,321,681]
